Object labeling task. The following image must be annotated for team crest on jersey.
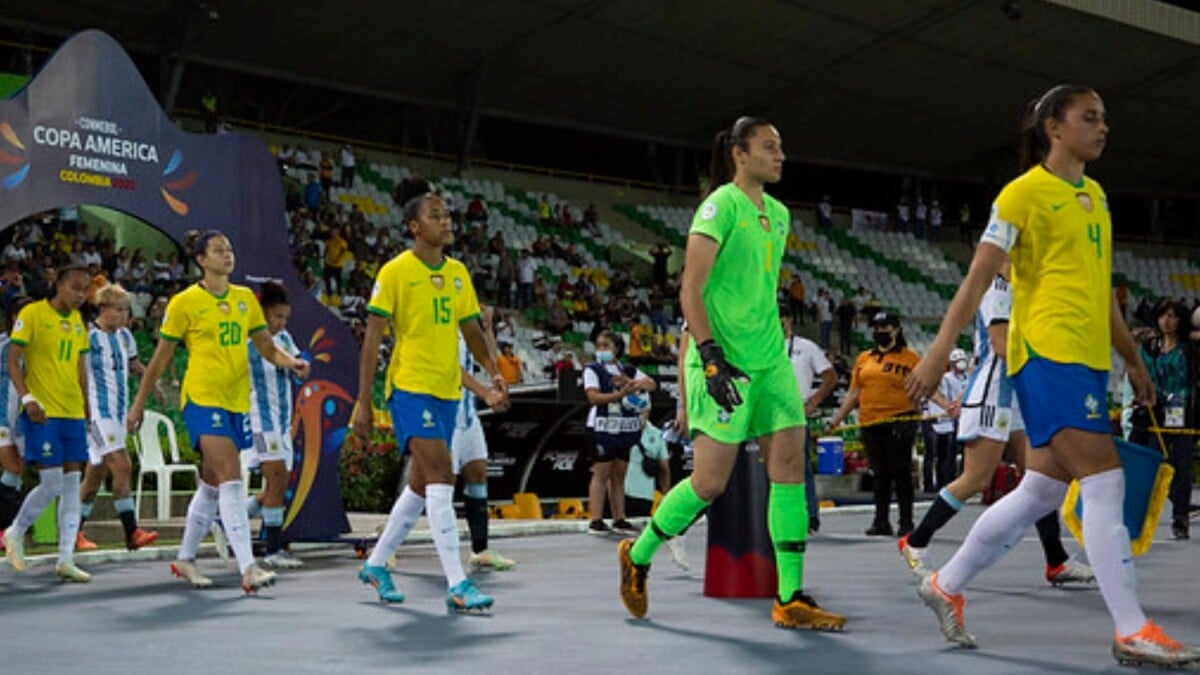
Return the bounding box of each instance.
[0,429,8,442]
[1075,192,1093,212]
[431,275,444,290]
[217,301,231,315]
[11,319,21,332]
[106,434,116,443]
[75,324,83,335]
[60,320,70,332]
[700,202,717,221]
[717,410,731,425]
[454,278,463,291]
[758,215,770,232]
[237,301,247,314]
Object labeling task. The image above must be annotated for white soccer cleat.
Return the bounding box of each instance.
[241,563,278,594]
[262,550,305,569]
[666,536,690,571]
[170,560,214,588]
[55,562,92,583]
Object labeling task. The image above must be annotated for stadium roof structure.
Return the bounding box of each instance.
[4,0,1200,194]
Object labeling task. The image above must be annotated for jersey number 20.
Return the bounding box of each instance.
[219,321,243,346]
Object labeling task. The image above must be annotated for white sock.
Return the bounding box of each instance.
[938,471,1067,594]
[13,468,64,535]
[218,481,256,573]
[425,483,466,588]
[1080,468,1147,637]
[57,472,82,565]
[178,483,219,561]
[367,486,426,568]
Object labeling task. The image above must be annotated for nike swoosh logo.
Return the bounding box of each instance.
[408,281,421,287]
[1051,202,1067,211]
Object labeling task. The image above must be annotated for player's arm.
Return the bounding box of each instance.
[806,366,838,417]
[462,316,506,397]
[987,321,1008,357]
[7,342,44,423]
[353,313,387,439]
[630,368,657,393]
[827,385,860,430]
[128,337,179,430]
[1112,293,1154,407]
[250,328,309,379]
[78,352,90,422]
[461,366,507,412]
[680,234,719,346]
[906,242,1007,401]
[657,455,671,494]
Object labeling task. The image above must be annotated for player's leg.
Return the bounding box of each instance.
[199,432,271,591]
[0,440,26,540]
[459,449,514,571]
[587,447,614,533]
[258,458,298,568]
[106,444,158,550]
[76,455,106,550]
[609,457,637,532]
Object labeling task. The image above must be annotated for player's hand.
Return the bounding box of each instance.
[905,356,943,403]
[674,408,688,435]
[291,358,311,380]
[697,340,748,413]
[352,402,374,440]
[126,402,143,432]
[25,400,46,425]
[1127,362,1157,409]
[484,387,509,412]
[946,400,961,418]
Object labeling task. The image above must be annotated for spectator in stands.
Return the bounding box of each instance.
[293,144,314,170]
[532,274,550,310]
[958,202,972,245]
[538,195,553,228]
[836,294,857,355]
[340,144,356,188]
[583,203,599,234]
[1128,300,1194,540]
[0,262,25,313]
[518,250,536,309]
[827,311,922,536]
[816,288,833,350]
[650,242,672,290]
[787,276,806,324]
[466,194,488,223]
[584,331,656,535]
[559,204,574,230]
[277,143,294,172]
[930,200,943,240]
[817,194,833,228]
[324,226,349,297]
[304,172,322,210]
[497,342,523,385]
[896,197,911,233]
[319,152,334,194]
[546,302,571,335]
[914,199,928,239]
[2,238,28,264]
[495,248,516,307]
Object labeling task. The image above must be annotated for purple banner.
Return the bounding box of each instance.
[0,30,354,541]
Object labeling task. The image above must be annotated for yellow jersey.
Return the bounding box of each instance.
[368,250,481,401]
[10,300,89,419]
[160,283,267,412]
[981,165,1112,374]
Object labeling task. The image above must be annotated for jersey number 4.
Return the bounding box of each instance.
[1086,223,1102,258]
[219,321,243,346]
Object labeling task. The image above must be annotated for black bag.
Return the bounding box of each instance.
[638,443,660,479]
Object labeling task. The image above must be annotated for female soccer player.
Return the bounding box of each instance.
[77,283,159,551]
[898,267,1093,587]
[618,116,844,630]
[0,296,30,545]
[128,230,309,593]
[246,280,305,568]
[353,176,508,612]
[906,84,1200,666]
[3,266,93,582]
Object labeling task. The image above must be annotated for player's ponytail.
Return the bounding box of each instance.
[705,116,772,198]
[1017,83,1095,171]
[393,175,433,225]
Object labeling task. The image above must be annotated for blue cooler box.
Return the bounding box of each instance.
[816,437,844,475]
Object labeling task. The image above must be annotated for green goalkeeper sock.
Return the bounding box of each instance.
[768,482,808,602]
[629,478,709,566]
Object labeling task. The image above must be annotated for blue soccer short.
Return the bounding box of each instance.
[21,415,88,466]
[388,389,458,454]
[183,402,253,452]
[1011,358,1111,448]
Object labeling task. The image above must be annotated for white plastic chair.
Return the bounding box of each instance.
[134,410,199,521]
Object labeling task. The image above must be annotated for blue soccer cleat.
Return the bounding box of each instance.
[358,564,405,603]
[446,578,493,613]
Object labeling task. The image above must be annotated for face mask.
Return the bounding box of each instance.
[596,350,614,363]
[955,360,968,372]
[873,331,893,347]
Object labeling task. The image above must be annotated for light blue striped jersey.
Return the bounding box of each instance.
[457,333,477,430]
[248,330,298,435]
[0,335,19,428]
[85,325,135,422]
[974,276,1011,367]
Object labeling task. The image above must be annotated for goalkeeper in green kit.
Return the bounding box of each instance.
[617,116,845,630]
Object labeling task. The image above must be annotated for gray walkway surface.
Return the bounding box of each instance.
[2,502,1198,675]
